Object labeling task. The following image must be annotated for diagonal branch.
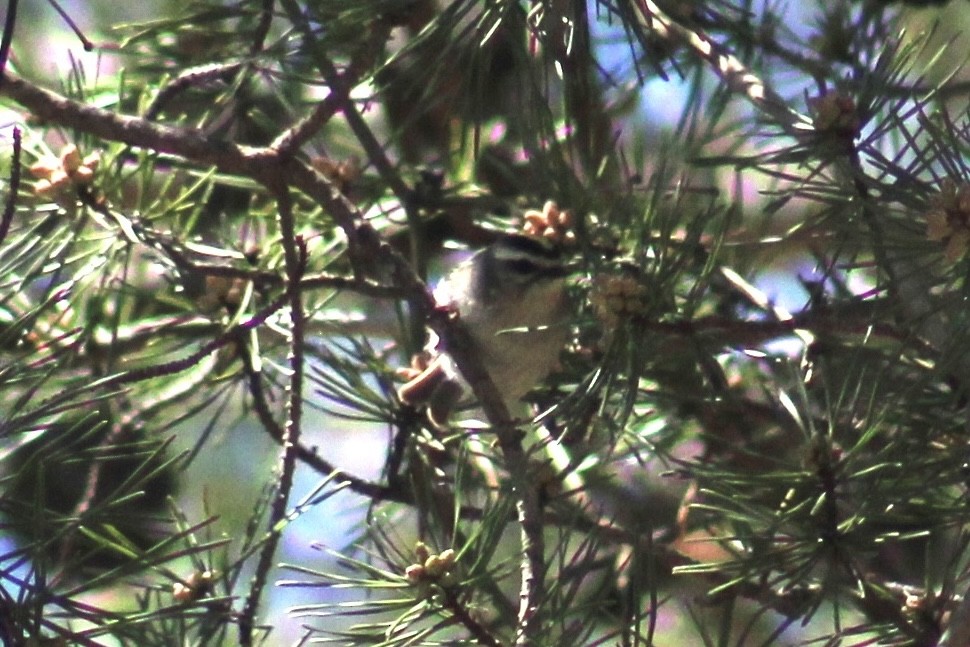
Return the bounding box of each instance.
[629,0,813,136]
[427,309,546,645]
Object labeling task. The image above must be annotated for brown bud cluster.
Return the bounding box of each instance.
[30,144,100,196]
[311,155,361,192]
[808,92,861,138]
[925,178,970,262]
[523,200,576,245]
[173,569,215,603]
[405,542,458,595]
[589,273,650,330]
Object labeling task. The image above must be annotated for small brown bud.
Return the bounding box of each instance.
[60,144,82,173]
[405,564,425,584]
[414,541,431,563]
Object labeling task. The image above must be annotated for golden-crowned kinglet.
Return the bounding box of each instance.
[400,233,572,425]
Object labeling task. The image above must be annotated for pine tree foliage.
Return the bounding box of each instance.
[1,0,970,645]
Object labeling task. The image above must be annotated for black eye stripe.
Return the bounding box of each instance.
[491,236,564,271]
[506,258,541,275]
[492,234,561,261]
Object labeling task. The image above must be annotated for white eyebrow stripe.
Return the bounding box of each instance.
[493,250,561,266]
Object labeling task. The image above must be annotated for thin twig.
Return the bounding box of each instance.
[315,55,412,201]
[269,59,373,158]
[441,588,503,647]
[427,308,546,645]
[272,0,398,166]
[45,0,93,51]
[238,190,307,646]
[142,223,408,298]
[144,62,245,120]
[0,292,289,438]
[270,90,345,158]
[0,0,17,91]
[54,421,172,585]
[277,0,410,201]
[250,0,275,56]
[0,126,20,247]
[237,328,403,502]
